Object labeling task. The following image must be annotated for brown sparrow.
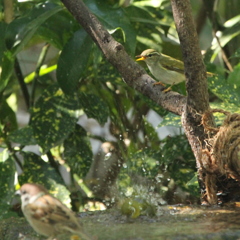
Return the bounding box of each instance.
[17,183,92,240]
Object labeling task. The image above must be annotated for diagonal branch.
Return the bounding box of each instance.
[60,0,186,116]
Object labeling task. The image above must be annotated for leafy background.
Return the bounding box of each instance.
[1,0,240,219]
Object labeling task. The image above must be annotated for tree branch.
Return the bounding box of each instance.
[30,43,50,107]
[171,0,211,151]
[14,59,30,109]
[171,0,217,204]
[60,0,186,116]
[171,0,209,112]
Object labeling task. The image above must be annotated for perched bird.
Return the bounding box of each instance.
[17,183,92,240]
[136,49,214,90]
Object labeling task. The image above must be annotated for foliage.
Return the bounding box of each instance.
[0,0,240,218]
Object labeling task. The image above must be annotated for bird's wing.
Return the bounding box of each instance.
[25,195,93,239]
[161,54,217,77]
[26,195,81,229]
[160,54,185,74]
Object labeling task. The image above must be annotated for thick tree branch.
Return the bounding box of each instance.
[60,0,186,116]
[171,0,209,111]
[171,0,211,155]
[171,0,217,204]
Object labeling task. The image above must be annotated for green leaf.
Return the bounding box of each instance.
[0,97,17,132]
[229,48,240,59]
[57,29,93,95]
[208,75,240,106]
[211,21,240,61]
[140,94,168,117]
[85,0,136,54]
[158,112,181,127]
[79,92,109,125]
[24,64,57,84]
[227,63,240,86]
[129,149,162,177]
[209,102,240,126]
[0,151,16,207]
[132,0,167,8]
[8,126,37,145]
[18,152,71,204]
[18,152,63,186]
[143,117,160,145]
[5,3,63,56]
[110,26,126,41]
[37,10,80,50]
[64,124,92,177]
[0,52,14,93]
[224,14,240,28]
[92,45,103,75]
[126,4,166,27]
[210,101,240,114]
[0,22,7,67]
[50,181,71,208]
[0,204,18,220]
[30,84,80,152]
[186,173,198,187]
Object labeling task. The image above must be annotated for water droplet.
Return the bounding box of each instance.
[104,152,111,161]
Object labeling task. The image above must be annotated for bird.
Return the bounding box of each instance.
[136,49,214,91]
[16,183,93,240]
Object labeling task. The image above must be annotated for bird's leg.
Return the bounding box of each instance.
[162,82,176,93]
[153,81,170,93]
[153,81,177,93]
[153,81,165,87]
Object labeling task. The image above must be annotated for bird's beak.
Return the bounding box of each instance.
[135,55,146,61]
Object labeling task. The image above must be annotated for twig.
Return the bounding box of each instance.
[203,0,233,72]
[14,59,30,109]
[213,32,233,72]
[3,135,23,170]
[30,43,50,107]
[46,151,65,183]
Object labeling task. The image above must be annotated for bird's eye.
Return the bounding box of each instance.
[22,190,27,195]
[148,54,153,57]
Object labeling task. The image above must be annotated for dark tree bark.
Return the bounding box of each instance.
[170,0,217,204]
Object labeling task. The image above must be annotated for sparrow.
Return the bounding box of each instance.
[17,183,93,240]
